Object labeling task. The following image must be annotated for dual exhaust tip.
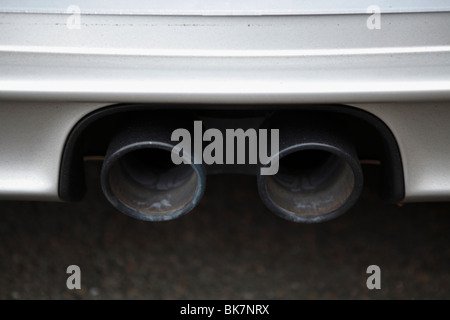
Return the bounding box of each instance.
[101,116,363,223]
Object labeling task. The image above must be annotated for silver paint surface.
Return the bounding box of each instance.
[0,10,449,201]
[1,0,449,15]
[0,102,105,200]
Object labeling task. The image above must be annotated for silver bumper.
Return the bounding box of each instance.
[0,8,449,201]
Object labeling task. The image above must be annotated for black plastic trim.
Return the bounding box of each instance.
[59,103,405,203]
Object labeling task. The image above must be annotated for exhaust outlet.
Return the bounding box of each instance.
[257,115,363,223]
[101,116,206,221]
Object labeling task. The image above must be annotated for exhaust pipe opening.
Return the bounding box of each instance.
[109,148,200,216]
[258,116,363,223]
[101,117,205,221]
[262,148,359,222]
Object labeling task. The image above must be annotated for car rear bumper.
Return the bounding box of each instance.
[0,8,450,202]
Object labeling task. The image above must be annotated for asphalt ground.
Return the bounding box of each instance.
[0,162,449,299]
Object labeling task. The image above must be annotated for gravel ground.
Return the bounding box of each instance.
[0,162,449,300]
